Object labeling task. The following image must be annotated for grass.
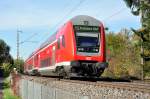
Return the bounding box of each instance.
[2,77,20,99]
[3,88,20,99]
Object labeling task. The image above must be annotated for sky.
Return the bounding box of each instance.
[0,0,141,60]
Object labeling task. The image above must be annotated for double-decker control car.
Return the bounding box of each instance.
[24,15,108,78]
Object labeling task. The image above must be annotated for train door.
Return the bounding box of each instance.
[32,57,34,69]
[51,46,56,65]
[34,54,39,68]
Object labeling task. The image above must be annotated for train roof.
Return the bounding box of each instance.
[70,15,102,26]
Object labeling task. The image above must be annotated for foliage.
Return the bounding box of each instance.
[123,0,140,15]
[0,39,13,66]
[140,2,150,64]
[1,63,13,77]
[13,59,24,73]
[3,77,10,89]
[0,39,14,77]
[103,29,141,79]
[123,0,150,78]
[1,59,24,77]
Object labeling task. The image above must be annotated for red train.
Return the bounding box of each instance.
[24,15,108,78]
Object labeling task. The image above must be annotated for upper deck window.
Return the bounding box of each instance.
[62,35,65,47]
[57,38,60,49]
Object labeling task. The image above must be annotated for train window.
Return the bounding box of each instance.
[34,55,38,61]
[62,35,65,47]
[28,65,32,70]
[57,38,60,49]
[47,57,51,65]
[40,57,51,67]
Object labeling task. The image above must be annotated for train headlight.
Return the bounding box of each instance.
[78,48,84,51]
[93,48,99,52]
[95,49,98,52]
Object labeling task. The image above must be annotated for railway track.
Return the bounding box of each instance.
[60,79,150,93]
[22,75,150,93]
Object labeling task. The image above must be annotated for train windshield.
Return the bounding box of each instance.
[76,33,99,47]
[74,25,100,53]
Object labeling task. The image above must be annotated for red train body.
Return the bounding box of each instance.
[24,15,108,77]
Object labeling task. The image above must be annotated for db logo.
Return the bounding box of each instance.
[86,57,92,60]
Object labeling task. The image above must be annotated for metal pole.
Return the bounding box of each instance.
[17,30,19,60]
[17,30,22,73]
[17,30,22,60]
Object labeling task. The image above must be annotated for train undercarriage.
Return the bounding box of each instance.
[56,61,108,78]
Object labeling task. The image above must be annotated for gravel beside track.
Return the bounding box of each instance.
[22,75,150,94]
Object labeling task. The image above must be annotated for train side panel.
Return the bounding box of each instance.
[55,21,75,63]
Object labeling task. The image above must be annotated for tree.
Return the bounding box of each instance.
[123,0,140,15]
[123,0,150,79]
[0,39,14,77]
[2,63,12,77]
[103,29,142,79]
[13,59,24,73]
[0,39,13,65]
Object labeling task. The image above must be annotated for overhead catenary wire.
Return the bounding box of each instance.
[103,7,126,22]
[20,0,75,43]
[24,5,125,44]
[37,0,86,45]
[21,0,86,58]
[50,0,86,30]
[20,32,39,44]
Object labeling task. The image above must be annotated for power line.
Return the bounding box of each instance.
[27,3,123,48]
[37,0,86,45]
[20,0,84,58]
[21,2,124,54]
[16,30,39,59]
[20,41,38,44]
[20,32,39,44]
[52,0,86,29]
[18,1,74,48]
[103,7,126,22]
[21,44,37,59]
[21,0,86,48]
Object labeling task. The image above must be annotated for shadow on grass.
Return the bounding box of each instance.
[2,82,10,89]
[0,77,10,90]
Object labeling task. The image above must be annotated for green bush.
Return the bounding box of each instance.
[3,88,20,99]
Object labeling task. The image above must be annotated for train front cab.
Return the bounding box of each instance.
[56,15,108,77]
